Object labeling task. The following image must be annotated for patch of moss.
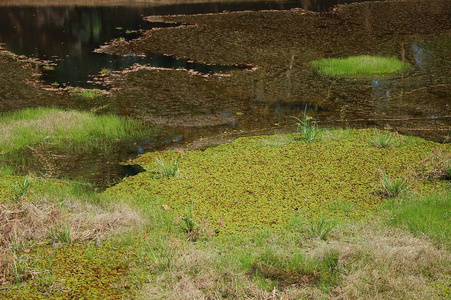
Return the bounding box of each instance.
[311,55,411,77]
[105,129,447,235]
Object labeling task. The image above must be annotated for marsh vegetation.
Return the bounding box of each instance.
[1,128,451,299]
[0,0,450,298]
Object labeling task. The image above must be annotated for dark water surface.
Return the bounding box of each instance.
[0,0,450,189]
[0,0,366,87]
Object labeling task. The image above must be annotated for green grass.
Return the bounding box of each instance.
[380,170,408,198]
[292,112,321,143]
[0,107,154,153]
[311,55,411,77]
[1,129,451,299]
[384,191,451,248]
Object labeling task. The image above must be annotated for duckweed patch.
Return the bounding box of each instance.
[1,243,135,299]
[311,55,412,77]
[106,129,447,234]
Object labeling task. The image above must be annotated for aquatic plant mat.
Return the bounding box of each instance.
[107,129,449,233]
[1,129,451,298]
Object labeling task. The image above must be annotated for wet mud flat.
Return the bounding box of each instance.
[98,0,451,144]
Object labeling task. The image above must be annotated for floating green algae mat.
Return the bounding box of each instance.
[1,243,135,299]
[105,129,449,234]
[311,55,411,77]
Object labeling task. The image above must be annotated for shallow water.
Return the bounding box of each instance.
[0,0,450,189]
[0,0,361,87]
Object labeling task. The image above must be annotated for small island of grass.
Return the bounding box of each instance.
[311,55,411,77]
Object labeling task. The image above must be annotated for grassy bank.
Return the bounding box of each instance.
[0,107,157,181]
[0,107,153,154]
[1,129,450,299]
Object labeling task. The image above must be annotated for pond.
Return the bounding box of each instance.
[0,0,450,189]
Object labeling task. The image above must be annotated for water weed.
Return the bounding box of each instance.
[67,87,104,98]
[109,129,443,234]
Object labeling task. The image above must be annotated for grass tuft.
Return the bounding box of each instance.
[154,154,180,179]
[308,218,336,240]
[292,111,320,143]
[380,170,408,198]
[369,132,397,149]
[311,55,411,77]
[12,177,31,203]
[48,224,72,244]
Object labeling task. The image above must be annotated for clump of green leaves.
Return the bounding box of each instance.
[380,170,408,198]
[293,111,320,143]
[154,155,180,179]
[12,176,31,203]
[369,133,397,149]
[308,218,336,240]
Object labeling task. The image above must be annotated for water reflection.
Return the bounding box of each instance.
[0,0,374,87]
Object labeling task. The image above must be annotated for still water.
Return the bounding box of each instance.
[0,0,367,87]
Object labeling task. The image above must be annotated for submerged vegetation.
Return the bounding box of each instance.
[311,55,412,77]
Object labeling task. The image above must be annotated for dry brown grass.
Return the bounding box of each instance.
[137,221,451,300]
[0,198,143,284]
[326,223,449,300]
